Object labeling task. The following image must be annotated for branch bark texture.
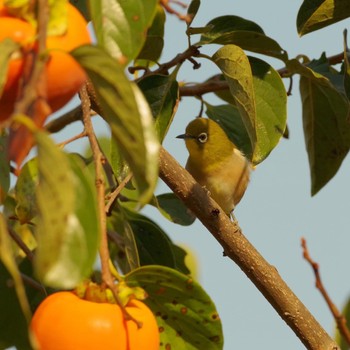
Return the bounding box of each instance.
[158,146,339,350]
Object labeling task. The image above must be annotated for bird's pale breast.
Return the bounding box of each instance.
[187,148,251,214]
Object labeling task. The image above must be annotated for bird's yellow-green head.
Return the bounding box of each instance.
[177,118,234,166]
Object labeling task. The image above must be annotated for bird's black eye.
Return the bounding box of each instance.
[197,132,208,143]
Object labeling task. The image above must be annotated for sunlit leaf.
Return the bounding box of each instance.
[212,44,256,151]
[89,0,158,65]
[249,57,287,164]
[34,131,99,288]
[198,15,287,61]
[126,266,223,350]
[297,0,350,36]
[0,38,19,98]
[72,45,159,205]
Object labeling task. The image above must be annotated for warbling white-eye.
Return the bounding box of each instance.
[177,118,251,215]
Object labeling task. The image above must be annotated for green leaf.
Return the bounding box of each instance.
[68,155,100,268]
[150,193,196,226]
[72,45,159,205]
[198,15,287,61]
[0,214,32,323]
[69,0,90,20]
[0,133,10,202]
[334,297,350,349]
[206,58,287,164]
[249,57,287,164]
[212,44,257,152]
[288,58,350,195]
[110,136,130,184]
[308,55,346,94]
[14,158,39,224]
[34,131,99,288]
[126,266,223,350]
[136,5,165,64]
[206,75,236,105]
[205,103,253,160]
[172,245,191,276]
[138,74,179,142]
[187,0,201,26]
[124,210,190,274]
[297,0,350,36]
[108,208,140,274]
[125,210,176,268]
[343,30,350,101]
[89,0,158,65]
[0,38,19,98]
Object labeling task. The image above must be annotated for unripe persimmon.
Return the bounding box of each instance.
[30,291,160,350]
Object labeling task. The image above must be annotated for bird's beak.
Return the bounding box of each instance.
[176,133,194,139]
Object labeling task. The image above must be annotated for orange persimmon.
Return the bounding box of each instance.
[0,1,90,121]
[30,291,160,350]
[0,1,91,167]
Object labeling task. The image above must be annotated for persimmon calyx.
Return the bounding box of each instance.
[4,0,70,36]
[74,280,148,307]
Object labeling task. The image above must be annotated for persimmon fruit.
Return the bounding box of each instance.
[0,1,91,168]
[30,291,160,350]
[0,1,91,122]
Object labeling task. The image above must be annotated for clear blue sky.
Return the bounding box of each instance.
[9,1,349,349]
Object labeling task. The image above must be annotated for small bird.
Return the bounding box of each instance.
[177,118,251,215]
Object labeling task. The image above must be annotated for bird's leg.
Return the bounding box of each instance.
[229,209,238,224]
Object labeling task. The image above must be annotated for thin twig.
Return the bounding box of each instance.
[8,228,34,262]
[58,130,87,148]
[301,237,350,346]
[13,0,50,117]
[46,49,346,134]
[105,172,133,215]
[80,84,141,327]
[129,45,200,76]
[80,85,109,282]
[21,273,47,294]
[160,0,191,23]
[45,105,83,133]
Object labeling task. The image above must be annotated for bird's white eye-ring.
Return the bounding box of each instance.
[197,132,208,143]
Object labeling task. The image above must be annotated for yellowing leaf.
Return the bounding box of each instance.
[213,44,257,153]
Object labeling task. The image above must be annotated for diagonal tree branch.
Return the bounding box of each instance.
[158,146,339,350]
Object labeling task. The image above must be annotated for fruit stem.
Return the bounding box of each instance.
[80,85,142,329]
